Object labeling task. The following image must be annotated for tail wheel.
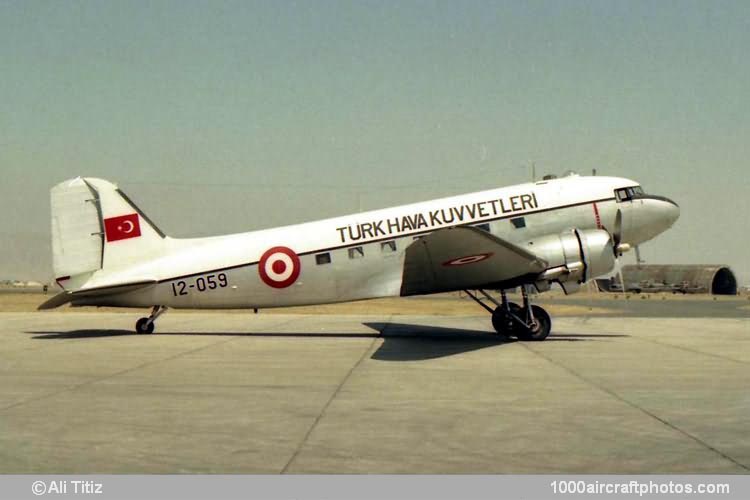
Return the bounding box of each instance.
[135,317,154,334]
[516,305,551,341]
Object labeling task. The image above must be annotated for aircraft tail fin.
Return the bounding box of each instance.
[51,177,167,290]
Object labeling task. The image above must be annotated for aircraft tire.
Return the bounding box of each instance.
[491,303,521,337]
[135,317,155,334]
[516,305,551,341]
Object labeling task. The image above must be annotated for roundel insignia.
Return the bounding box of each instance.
[442,253,493,267]
[258,246,301,288]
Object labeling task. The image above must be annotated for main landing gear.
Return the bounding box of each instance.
[465,286,551,341]
[135,305,168,334]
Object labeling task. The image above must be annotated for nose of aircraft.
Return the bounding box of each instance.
[659,197,680,229]
[625,195,680,245]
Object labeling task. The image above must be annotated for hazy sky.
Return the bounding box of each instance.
[1,1,748,284]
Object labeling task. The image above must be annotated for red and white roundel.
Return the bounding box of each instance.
[258,246,301,288]
[442,253,493,267]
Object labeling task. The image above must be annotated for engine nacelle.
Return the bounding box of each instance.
[523,229,616,293]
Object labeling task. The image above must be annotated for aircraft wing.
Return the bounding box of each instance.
[38,280,158,310]
[400,226,547,295]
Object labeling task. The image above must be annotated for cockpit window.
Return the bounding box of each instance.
[615,185,645,202]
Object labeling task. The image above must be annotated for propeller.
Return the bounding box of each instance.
[612,209,631,257]
[613,209,621,248]
[611,209,630,294]
[614,207,644,268]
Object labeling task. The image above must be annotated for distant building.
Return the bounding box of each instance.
[1,280,46,289]
[597,265,738,295]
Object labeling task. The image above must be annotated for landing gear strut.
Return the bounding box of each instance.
[465,286,551,341]
[135,305,168,334]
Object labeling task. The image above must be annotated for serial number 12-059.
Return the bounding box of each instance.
[171,273,228,296]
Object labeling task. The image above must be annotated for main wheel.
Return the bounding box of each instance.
[515,305,551,341]
[135,317,154,334]
[491,303,521,337]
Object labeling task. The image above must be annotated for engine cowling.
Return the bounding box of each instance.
[523,229,616,293]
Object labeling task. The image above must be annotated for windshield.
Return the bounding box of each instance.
[615,186,645,202]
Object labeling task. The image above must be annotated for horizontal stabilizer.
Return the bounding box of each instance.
[37,280,157,310]
[37,291,74,310]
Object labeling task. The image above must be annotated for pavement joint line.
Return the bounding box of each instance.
[520,343,750,472]
[629,335,750,366]
[279,315,390,474]
[0,331,248,415]
[565,320,750,366]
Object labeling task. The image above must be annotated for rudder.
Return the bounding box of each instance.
[51,178,103,289]
[50,177,167,289]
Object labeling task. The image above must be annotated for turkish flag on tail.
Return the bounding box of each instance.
[104,213,141,242]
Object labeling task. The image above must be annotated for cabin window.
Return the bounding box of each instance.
[315,252,331,265]
[381,240,397,253]
[474,223,490,232]
[348,246,364,259]
[511,217,526,229]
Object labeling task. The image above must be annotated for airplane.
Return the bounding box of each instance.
[39,174,679,340]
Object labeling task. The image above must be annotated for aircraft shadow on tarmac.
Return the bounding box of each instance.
[363,323,627,361]
[28,329,133,339]
[26,324,627,361]
[366,323,511,360]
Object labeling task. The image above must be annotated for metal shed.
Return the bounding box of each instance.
[597,265,738,295]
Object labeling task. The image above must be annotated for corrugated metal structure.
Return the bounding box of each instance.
[596,265,738,295]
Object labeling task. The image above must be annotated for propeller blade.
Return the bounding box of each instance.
[613,209,622,247]
[611,209,633,256]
